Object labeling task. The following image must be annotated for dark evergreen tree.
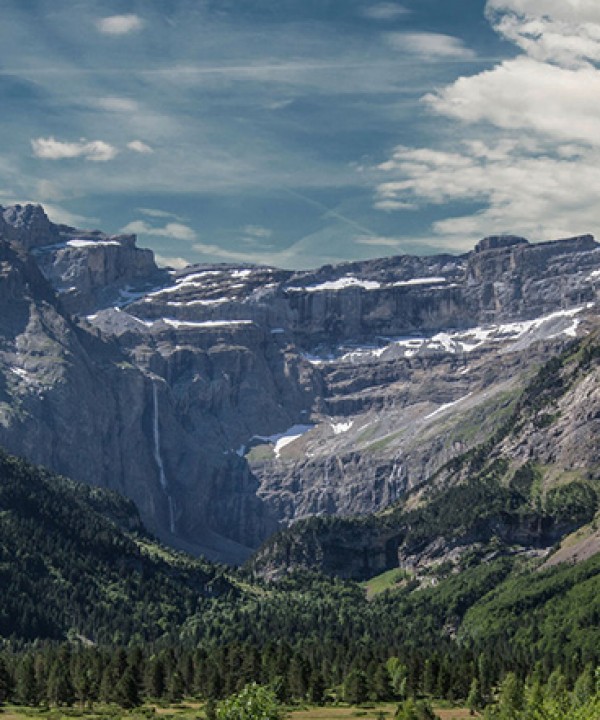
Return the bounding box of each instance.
[0,656,14,704]
[114,667,141,709]
[344,669,368,705]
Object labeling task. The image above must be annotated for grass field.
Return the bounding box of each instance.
[0,701,475,720]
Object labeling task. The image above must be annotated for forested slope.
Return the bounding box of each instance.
[0,449,233,643]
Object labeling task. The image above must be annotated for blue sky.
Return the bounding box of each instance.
[1,1,599,268]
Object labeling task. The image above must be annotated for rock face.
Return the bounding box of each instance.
[0,204,599,563]
[249,333,600,580]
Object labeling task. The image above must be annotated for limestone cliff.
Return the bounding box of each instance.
[0,203,599,563]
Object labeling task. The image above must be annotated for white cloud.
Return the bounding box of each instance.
[96,14,144,36]
[424,57,600,146]
[31,137,119,162]
[386,32,476,60]
[127,140,154,154]
[138,208,182,220]
[363,3,410,21]
[375,140,600,248]
[486,1,600,67]
[155,254,191,270]
[372,0,600,248]
[121,220,196,241]
[96,97,140,113]
[487,0,600,25]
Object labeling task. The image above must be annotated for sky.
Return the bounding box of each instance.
[0,0,599,269]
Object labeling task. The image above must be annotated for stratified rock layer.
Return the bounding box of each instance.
[0,205,599,562]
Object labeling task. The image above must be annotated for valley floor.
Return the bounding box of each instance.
[0,702,474,720]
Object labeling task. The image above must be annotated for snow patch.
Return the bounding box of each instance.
[66,238,121,248]
[307,305,592,365]
[289,276,382,293]
[166,298,229,307]
[331,420,353,435]
[425,394,472,420]
[161,318,253,329]
[252,424,314,458]
[391,277,446,287]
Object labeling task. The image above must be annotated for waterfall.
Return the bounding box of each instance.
[152,382,176,533]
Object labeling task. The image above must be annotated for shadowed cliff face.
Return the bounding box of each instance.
[0,203,599,563]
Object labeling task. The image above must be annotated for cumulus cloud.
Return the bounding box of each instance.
[363,3,410,21]
[155,254,191,270]
[373,0,600,246]
[120,220,196,241]
[386,32,476,60]
[424,57,600,146]
[31,137,118,162]
[127,140,154,154]
[96,14,144,36]
[375,140,600,248]
[486,0,600,66]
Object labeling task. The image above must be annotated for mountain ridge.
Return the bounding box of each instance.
[0,203,599,562]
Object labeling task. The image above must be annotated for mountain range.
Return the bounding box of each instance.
[0,203,599,568]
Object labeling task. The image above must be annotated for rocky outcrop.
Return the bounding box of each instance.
[0,204,599,564]
[1,204,166,314]
[249,334,600,580]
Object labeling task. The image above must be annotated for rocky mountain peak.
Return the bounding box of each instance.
[1,203,61,249]
[0,203,166,314]
[474,235,529,253]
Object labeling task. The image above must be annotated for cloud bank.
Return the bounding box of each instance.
[374,0,600,246]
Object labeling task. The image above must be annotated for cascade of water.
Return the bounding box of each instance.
[152,382,176,533]
[152,383,168,490]
[168,495,176,535]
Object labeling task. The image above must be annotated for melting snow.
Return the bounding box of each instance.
[289,276,382,293]
[331,420,353,435]
[10,367,30,380]
[252,424,314,458]
[231,269,252,278]
[166,298,229,307]
[391,277,446,287]
[307,305,592,365]
[66,239,121,248]
[425,394,472,420]
[161,319,253,329]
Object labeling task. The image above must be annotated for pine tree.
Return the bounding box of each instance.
[15,656,40,706]
[46,660,75,707]
[572,665,595,708]
[114,667,140,709]
[307,669,326,704]
[0,656,14,704]
[344,669,368,705]
[168,669,185,703]
[146,657,167,698]
[497,673,524,720]
[467,678,483,716]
